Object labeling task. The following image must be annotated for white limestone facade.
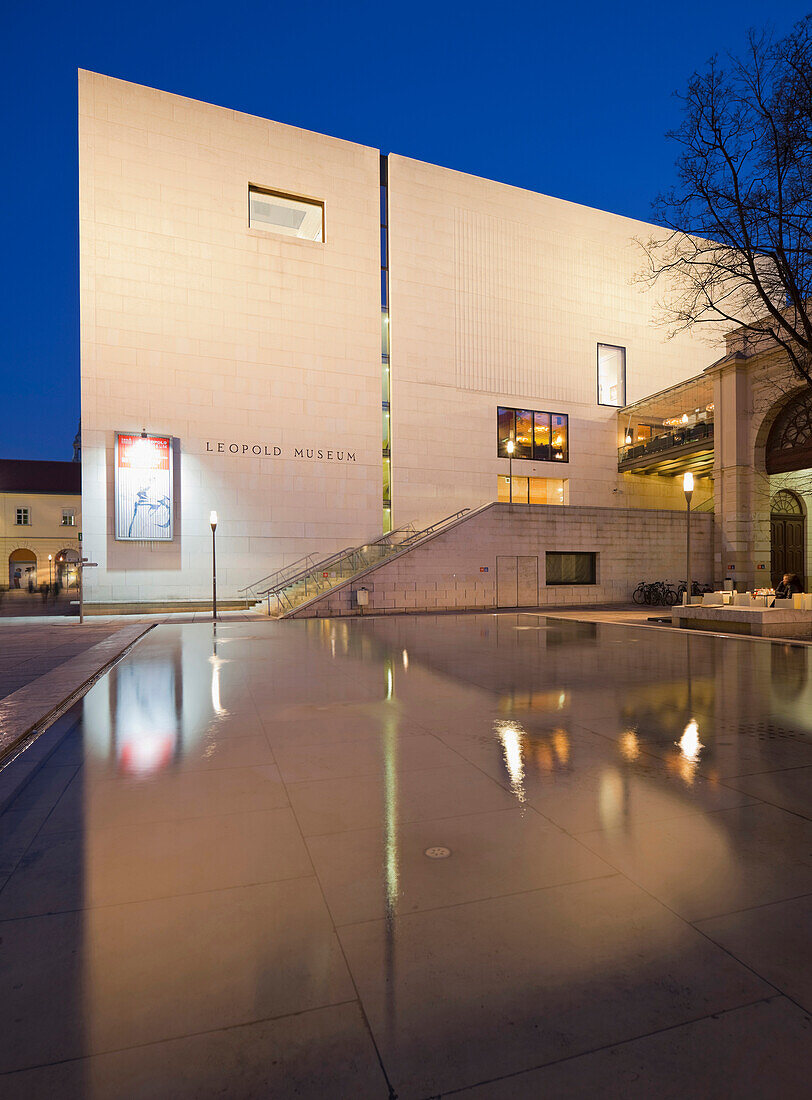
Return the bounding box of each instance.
[386,155,722,526]
[79,71,382,604]
[79,71,725,605]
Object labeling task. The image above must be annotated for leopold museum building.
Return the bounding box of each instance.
[79,71,732,613]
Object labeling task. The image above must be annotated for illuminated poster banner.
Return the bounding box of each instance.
[115,433,174,541]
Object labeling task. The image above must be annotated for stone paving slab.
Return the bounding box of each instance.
[0,622,134,700]
[0,623,154,809]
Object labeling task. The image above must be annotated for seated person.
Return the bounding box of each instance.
[775,572,804,599]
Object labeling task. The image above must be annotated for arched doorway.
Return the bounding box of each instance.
[770,490,805,586]
[9,548,37,589]
[56,548,80,588]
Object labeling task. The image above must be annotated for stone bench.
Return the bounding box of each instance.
[671,603,812,637]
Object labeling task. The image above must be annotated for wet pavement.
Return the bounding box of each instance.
[0,622,137,701]
[0,613,809,1098]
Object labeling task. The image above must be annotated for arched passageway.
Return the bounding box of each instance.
[8,548,37,588]
[56,548,80,588]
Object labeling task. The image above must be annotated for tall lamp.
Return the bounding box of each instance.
[210,511,218,621]
[48,554,52,587]
[683,472,693,604]
[506,440,514,503]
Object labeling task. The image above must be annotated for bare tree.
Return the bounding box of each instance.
[640,17,812,386]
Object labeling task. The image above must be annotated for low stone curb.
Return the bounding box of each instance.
[0,623,154,812]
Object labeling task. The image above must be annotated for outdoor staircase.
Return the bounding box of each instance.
[240,509,472,616]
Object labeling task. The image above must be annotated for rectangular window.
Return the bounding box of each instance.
[381,311,390,358]
[533,412,551,461]
[61,509,76,526]
[248,186,324,241]
[497,407,568,463]
[498,477,566,504]
[546,552,597,586]
[598,344,626,407]
[15,507,30,526]
[551,414,568,461]
[514,410,533,459]
[382,456,391,503]
[382,409,390,454]
[497,407,514,455]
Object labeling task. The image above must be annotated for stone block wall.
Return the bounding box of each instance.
[289,502,712,617]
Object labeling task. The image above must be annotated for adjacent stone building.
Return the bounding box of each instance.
[0,460,82,592]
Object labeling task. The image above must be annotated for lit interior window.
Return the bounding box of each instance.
[598,344,626,407]
[249,186,324,241]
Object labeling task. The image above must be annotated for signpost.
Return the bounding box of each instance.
[79,558,98,624]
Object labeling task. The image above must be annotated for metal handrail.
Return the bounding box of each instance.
[403,508,469,542]
[257,545,356,598]
[247,522,419,601]
[239,552,316,598]
[254,508,474,614]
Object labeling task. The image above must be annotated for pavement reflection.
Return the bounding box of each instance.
[0,613,809,1097]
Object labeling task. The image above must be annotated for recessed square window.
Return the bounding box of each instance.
[62,509,76,526]
[546,552,597,586]
[598,344,626,407]
[248,186,324,241]
[15,507,30,526]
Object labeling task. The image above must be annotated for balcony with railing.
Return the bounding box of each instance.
[618,372,715,476]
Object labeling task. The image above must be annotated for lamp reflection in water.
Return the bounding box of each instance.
[619,730,640,761]
[209,627,227,717]
[677,718,704,784]
[552,728,570,765]
[494,720,526,802]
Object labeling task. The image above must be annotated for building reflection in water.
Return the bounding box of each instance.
[112,658,180,777]
[382,656,399,1040]
[598,768,628,833]
[82,629,235,778]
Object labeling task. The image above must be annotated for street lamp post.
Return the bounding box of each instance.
[210,511,218,622]
[683,472,694,605]
[48,555,52,588]
[506,440,514,504]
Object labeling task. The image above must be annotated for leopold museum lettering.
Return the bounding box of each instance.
[205,441,356,461]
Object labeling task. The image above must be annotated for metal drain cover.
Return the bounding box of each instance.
[424,846,451,859]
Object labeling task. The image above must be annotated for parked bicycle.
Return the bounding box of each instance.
[675,580,713,603]
[632,580,679,606]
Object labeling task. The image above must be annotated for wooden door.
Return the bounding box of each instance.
[771,516,805,586]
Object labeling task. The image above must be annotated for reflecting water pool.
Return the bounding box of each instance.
[0,615,810,1098]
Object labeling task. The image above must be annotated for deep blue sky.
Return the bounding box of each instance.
[2,1,808,460]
